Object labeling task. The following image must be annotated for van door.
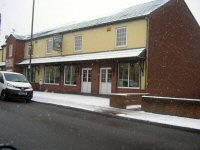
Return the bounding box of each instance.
[0,73,5,94]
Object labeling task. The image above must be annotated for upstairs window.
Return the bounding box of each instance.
[46,38,53,53]
[74,35,82,51]
[116,27,127,47]
[9,44,13,57]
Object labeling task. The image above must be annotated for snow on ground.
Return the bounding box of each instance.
[32,91,200,131]
[117,112,200,130]
[32,91,110,111]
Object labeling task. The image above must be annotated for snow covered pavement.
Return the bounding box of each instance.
[32,91,200,131]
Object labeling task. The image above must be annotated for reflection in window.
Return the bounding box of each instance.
[74,35,82,51]
[107,69,112,82]
[24,66,36,83]
[118,63,139,88]
[88,70,92,82]
[116,27,127,47]
[101,70,106,83]
[64,65,76,85]
[46,38,53,53]
[44,66,60,84]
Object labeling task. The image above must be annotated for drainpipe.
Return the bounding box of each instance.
[145,16,150,89]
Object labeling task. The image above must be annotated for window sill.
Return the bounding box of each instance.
[46,52,52,55]
[64,84,77,87]
[43,83,60,85]
[115,45,127,49]
[117,87,140,90]
[74,51,82,53]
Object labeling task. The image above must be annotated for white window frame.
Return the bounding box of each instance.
[24,66,36,83]
[74,35,82,51]
[46,38,53,53]
[9,44,13,57]
[44,65,60,85]
[116,27,127,47]
[64,65,77,86]
[118,63,140,89]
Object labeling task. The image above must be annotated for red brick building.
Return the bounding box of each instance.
[1,0,200,99]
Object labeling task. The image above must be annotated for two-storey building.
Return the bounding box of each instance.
[1,0,200,99]
[0,44,6,70]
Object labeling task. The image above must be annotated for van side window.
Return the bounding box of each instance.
[0,73,4,83]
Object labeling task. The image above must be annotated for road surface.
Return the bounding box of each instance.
[0,100,200,150]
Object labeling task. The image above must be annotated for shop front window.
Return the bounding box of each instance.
[44,66,60,84]
[24,66,36,83]
[64,65,76,85]
[118,62,140,88]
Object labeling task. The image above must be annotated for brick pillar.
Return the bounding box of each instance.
[112,62,118,93]
[91,61,100,94]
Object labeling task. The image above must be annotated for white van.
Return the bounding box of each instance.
[0,71,33,102]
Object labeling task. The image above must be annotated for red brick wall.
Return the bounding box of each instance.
[91,62,100,94]
[147,0,200,98]
[6,36,16,71]
[33,60,146,94]
[142,96,200,119]
[37,64,81,94]
[5,35,25,73]
[14,40,25,73]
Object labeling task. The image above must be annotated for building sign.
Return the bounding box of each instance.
[53,34,63,51]
[5,58,13,68]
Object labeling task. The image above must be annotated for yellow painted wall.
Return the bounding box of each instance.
[63,19,147,55]
[24,38,62,59]
[0,49,3,62]
[24,19,147,58]
[0,46,6,62]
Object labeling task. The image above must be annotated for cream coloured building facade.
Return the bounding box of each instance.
[1,0,200,99]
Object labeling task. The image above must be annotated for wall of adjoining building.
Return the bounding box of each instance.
[147,0,200,98]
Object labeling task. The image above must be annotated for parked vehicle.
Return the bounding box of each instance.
[0,144,18,150]
[0,71,33,102]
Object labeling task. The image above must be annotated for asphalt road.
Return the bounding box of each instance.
[0,100,200,150]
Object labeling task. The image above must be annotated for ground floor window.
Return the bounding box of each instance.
[44,65,60,84]
[64,65,77,85]
[118,62,140,88]
[24,66,36,83]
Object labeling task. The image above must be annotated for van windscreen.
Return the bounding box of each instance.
[4,73,28,83]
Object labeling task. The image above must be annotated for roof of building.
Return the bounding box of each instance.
[14,0,169,41]
[18,48,145,65]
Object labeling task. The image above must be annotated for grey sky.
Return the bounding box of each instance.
[0,0,199,46]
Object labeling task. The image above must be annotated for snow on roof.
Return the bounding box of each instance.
[18,48,145,65]
[13,34,30,40]
[15,0,169,40]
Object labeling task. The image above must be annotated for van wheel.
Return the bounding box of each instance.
[25,98,31,103]
[1,90,7,101]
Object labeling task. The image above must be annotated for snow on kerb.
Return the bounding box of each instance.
[142,96,200,102]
